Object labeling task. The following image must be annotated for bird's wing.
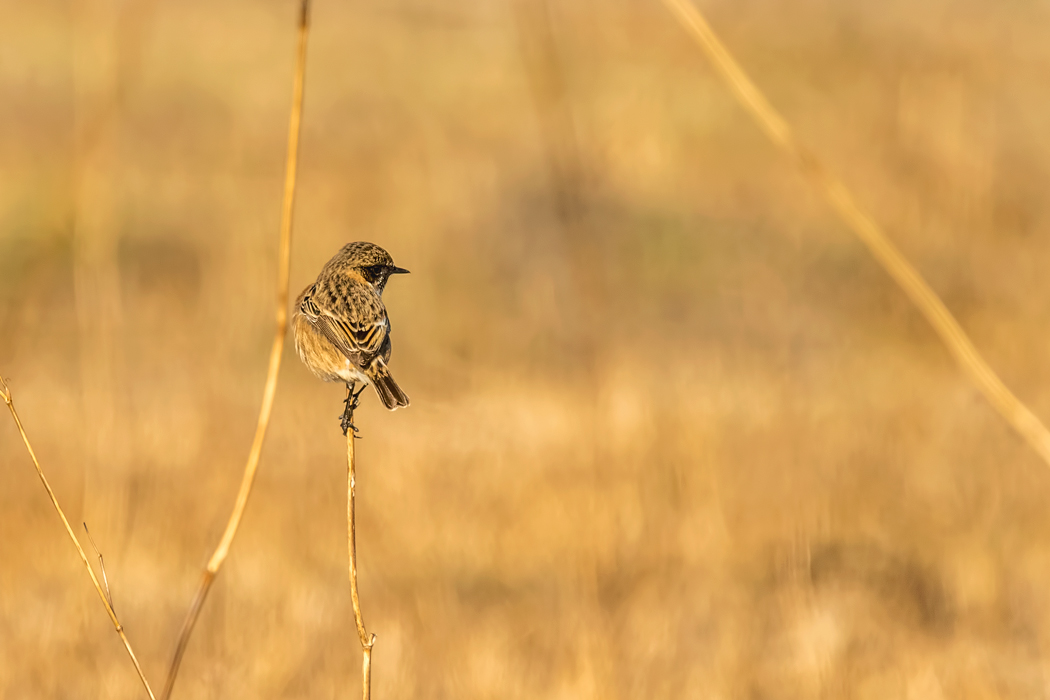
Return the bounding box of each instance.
[299,285,389,363]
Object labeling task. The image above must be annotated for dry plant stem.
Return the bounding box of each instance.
[161,2,311,698]
[348,424,377,700]
[0,377,156,700]
[663,0,1050,467]
[83,522,115,610]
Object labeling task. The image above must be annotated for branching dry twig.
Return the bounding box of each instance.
[347,399,376,699]
[0,376,156,700]
[662,0,1050,468]
[83,522,115,611]
[161,2,311,697]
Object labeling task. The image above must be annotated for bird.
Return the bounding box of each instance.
[292,241,410,434]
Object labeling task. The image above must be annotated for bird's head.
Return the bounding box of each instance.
[335,241,410,294]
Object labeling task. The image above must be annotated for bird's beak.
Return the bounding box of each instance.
[390,266,410,275]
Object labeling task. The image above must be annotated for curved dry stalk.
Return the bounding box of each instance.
[347,418,377,699]
[161,2,311,698]
[0,376,156,700]
[662,0,1050,468]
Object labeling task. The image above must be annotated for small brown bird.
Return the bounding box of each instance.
[293,242,410,433]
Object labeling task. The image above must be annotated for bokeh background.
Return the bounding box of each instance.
[4,0,1050,697]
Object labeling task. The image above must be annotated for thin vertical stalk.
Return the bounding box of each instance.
[348,426,376,699]
[161,2,311,697]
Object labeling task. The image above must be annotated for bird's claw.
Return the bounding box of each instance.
[339,412,360,437]
[339,384,367,437]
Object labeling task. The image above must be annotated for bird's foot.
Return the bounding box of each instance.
[339,410,359,437]
[339,383,367,437]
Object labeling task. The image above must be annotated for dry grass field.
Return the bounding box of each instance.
[5,0,1050,697]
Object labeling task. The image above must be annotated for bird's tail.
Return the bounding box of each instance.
[366,358,410,410]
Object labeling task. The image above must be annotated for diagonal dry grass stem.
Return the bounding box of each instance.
[1,376,157,700]
[662,0,1050,467]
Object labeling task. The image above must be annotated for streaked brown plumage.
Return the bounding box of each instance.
[293,242,410,422]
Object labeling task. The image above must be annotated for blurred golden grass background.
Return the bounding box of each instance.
[5,0,1050,697]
